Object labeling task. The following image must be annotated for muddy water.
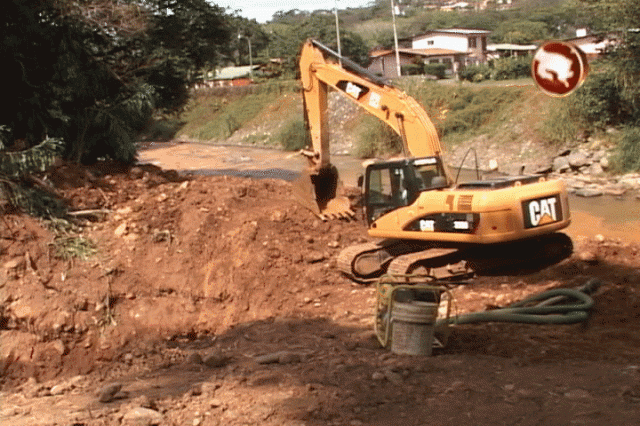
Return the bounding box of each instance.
[139,142,640,242]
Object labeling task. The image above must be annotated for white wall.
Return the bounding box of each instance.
[413,34,469,52]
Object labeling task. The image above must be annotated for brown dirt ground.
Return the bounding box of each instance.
[2,158,640,426]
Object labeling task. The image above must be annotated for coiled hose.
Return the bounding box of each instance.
[436,278,600,328]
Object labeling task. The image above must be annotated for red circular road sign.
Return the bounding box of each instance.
[532,41,589,97]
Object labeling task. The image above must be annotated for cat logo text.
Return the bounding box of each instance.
[522,195,562,228]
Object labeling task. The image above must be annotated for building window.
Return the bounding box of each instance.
[469,37,477,48]
[427,40,434,46]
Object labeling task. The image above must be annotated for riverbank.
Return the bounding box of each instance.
[174,89,640,201]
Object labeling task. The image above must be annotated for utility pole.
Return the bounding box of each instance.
[238,34,253,79]
[334,0,342,65]
[390,0,401,77]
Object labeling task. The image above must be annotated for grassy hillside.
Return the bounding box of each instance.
[171,79,570,159]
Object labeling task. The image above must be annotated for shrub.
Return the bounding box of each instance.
[423,63,447,80]
[491,56,531,80]
[570,71,628,129]
[459,64,491,82]
[612,126,640,172]
[401,63,423,76]
[353,116,403,158]
[538,98,580,146]
[277,119,310,151]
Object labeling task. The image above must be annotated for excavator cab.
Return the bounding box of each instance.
[364,156,449,224]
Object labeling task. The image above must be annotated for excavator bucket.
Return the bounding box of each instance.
[293,165,355,220]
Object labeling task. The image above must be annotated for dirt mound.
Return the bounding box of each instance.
[1,162,365,384]
[2,160,640,425]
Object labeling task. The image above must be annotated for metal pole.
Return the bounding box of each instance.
[334,0,342,65]
[238,34,253,79]
[247,37,253,79]
[390,0,401,77]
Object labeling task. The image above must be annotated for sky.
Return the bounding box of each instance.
[211,1,374,23]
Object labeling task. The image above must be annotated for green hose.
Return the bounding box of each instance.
[436,286,596,327]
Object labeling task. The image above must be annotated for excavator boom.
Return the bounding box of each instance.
[295,39,451,219]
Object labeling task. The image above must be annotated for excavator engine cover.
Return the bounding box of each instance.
[293,165,354,220]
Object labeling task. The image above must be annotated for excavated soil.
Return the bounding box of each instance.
[2,157,640,425]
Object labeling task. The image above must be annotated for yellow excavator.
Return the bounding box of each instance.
[295,39,573,282]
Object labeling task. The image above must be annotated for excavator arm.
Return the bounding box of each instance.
[295,39,448,219]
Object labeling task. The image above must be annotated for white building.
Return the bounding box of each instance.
[411,28,491,65]
[368,28,491,78]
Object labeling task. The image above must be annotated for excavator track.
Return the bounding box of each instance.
[386,248,471,280]
[337,233,572,284]
[337,242,392,284]
[337,241,428,284]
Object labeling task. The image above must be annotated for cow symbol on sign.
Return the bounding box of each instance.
[535,50,574,88]
[532,41,588,97]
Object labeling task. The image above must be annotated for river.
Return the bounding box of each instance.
[138,142,640,243]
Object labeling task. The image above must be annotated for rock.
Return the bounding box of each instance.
[188,383,203,396]
[588,162,604,175]
[574,188,603,197]
[577,250,599,264]
[116,206,133,216]
[186,353,203,365]
[604,187,626,197]
[552,156,570,173]
[133,395,157,410]
[203,353,230,368]
[122,407,164,426]
[129,167,144,179]
[209,398,223,408]
[564,389,591,400]
[568,150,590,168]
[304,251,326,263]
[371,371,386,381]
[52,339,67,356]
[383,369,404,385]
[279,352,302,364]
[201,382,220,396]
[98,383,123,403]
[254,351,301,365]
[269,210,286,222]
[50,383,68,396]
[114,223,128,237]
[3,257,25,271]
[600,156,610,169]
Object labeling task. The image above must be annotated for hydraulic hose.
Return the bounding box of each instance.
[436,279,600,327]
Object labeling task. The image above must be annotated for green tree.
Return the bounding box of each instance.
[492,20,549,44]
[267,14,371,72]
[1,0,234,164]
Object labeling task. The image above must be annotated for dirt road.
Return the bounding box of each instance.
[1,154,640,425]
